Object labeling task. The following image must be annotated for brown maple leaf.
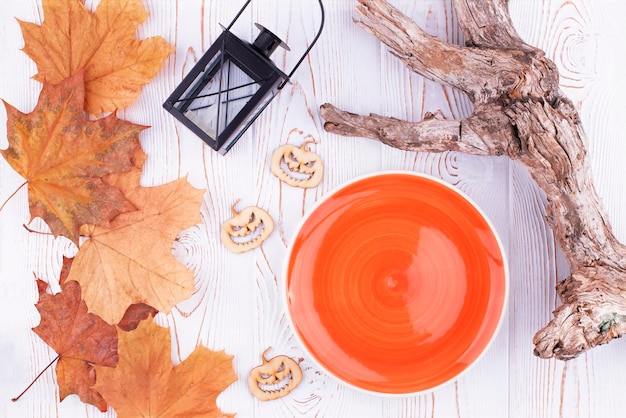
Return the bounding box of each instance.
[117,303,159,332]
[19,0,173,115]
[94,317,236,418]
[1,72,146,245]
[58,256,74,285]
[68,166,204,324]
[33,279,118,412]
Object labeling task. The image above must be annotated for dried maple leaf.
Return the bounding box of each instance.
[19,0,173,115]
[1,72,146,245]
[68,166,204,324]
[58,256,74,285]
[117,303,158,332]
[33,279,118,412]
[94,317,236,418]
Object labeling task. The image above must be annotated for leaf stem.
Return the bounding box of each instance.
[23,224,54,236]
[0,181,27,214]
[11,354,60,402]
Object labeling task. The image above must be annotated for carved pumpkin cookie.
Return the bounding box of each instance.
[270,139,323,188]
[248,347,303,401]
[220,200,274,253]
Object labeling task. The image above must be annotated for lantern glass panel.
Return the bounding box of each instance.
[175,55,260,141]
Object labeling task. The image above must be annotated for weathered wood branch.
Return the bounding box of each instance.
[321,104,510,156]
[320,0,626,360]
[453,0,526,49]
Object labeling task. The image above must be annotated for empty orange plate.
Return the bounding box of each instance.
[285,171,507,395]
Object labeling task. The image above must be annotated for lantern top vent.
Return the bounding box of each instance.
[252,23,290,58]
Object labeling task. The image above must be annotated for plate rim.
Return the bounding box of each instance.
[282,169,510,396]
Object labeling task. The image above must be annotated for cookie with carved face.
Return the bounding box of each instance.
[248,348,303,401]
[220,200,274,253]
[270,140,323,188]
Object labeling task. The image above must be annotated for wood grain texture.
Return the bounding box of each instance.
[1,0,625,417]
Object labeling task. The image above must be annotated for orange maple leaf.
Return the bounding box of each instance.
[68,167,204,324]
[1,72,146,244]
[19,0,173,115]
[33,279,118,412]
[94,317,236,418]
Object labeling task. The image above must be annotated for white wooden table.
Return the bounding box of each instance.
[1,0,626,417]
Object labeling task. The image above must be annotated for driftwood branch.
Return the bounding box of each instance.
[321,105,504,156]
[320,0,626,360]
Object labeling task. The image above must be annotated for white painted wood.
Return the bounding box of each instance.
[1,0,626,417]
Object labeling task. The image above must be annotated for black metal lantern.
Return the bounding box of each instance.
[163,0,325,155]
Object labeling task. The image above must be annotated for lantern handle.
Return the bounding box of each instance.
[225,0,252,31]
[225,0,325,90]
[280,0,325,89]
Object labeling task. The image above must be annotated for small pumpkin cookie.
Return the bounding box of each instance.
[248,347,303,401]
[220,200,274,253]
[270,139,323,188]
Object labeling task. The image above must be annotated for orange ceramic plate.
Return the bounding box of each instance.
[285,171,508,395]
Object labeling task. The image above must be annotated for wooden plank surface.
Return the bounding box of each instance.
[1,0,625,417]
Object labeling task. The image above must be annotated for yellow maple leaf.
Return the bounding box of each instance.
[94,317,236,418]
[19,0,173,115]
[69,167,204,324]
